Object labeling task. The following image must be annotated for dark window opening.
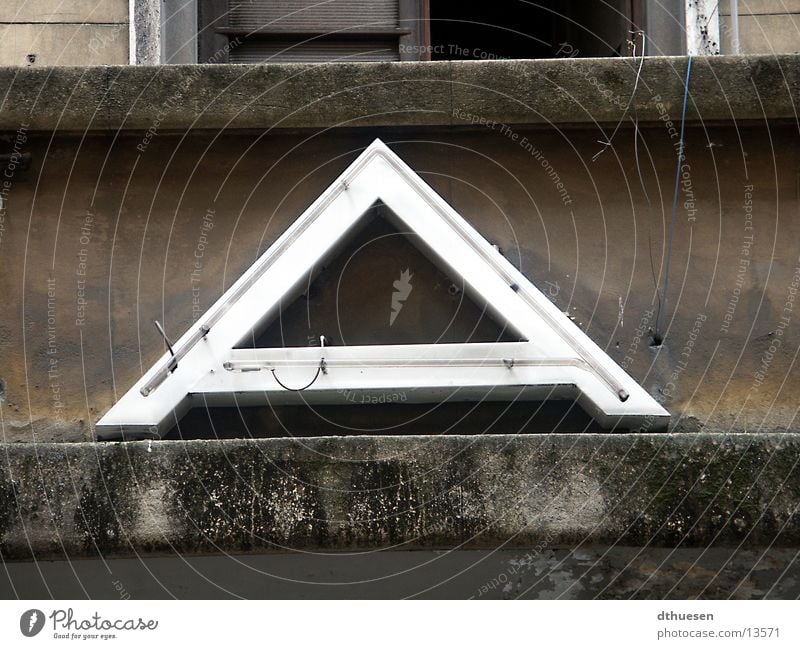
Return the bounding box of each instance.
[429,0,644,61]
[197,1,645,63]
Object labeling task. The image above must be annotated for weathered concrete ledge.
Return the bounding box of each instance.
[1,433,798,561]
[0,55,797,132]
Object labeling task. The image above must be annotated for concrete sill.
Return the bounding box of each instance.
[0,55,797,132]
[1,433,798,560]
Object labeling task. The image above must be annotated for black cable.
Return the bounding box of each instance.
[270,361,324,392]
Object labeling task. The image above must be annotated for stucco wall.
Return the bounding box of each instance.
[720,0,800,54]
[0,58,798,441]
[0,1,129,66]
[1,125,798,440]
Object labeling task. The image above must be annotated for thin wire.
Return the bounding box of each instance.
[632,31,651,207]
[592,30,647,162]
[153,320,175,356]
[635,105,665,332]
[627,32,662,327]
[656,55,694,341]
[154,320,178,372]
[706,1,720,25]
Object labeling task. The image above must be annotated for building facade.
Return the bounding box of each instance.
[1,1,799,599]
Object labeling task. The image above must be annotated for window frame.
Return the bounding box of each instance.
[197,0,430,63]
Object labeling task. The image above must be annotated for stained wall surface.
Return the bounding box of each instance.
[1,123,798,440]
[720,0,800,54]
[0,1,129,66]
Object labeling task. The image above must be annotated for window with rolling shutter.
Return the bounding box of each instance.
[199,0,429,64]
[229,40,400,64]
[228,0,399,31]
[196,1,646,65]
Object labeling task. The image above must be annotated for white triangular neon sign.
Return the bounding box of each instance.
[97,139,669,439]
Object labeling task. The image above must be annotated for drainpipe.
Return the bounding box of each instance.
[129,0,136,63]
[730,0,741,54]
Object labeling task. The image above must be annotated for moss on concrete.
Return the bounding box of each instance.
[1,434,799,560]
[0,55,798,132]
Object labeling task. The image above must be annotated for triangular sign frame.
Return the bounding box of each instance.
[96,139,669,439]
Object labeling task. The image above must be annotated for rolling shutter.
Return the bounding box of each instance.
[228,0,399,31]
[229,40,400,64]
[199,0,428,64]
